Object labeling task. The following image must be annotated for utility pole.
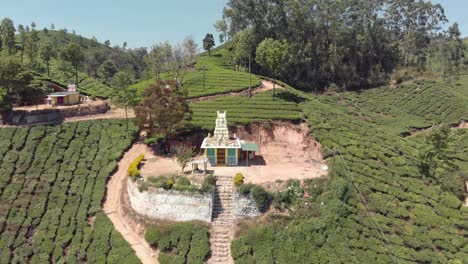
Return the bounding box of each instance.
[248,53,251,97]
[202,65,207,89]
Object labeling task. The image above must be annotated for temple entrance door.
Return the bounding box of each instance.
[217,149,226,165]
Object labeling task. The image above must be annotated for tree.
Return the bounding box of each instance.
[111,72,138,134]
[203,34,215,56]
[441,23,465,81]
[60,42,85,84]
[175,145,196,173]
[0,18,16,55]
[418,124,458,182]
[214,19,228,43]
[256,38,290,99]
[417,124,464,197]
[17,25,27,62]
[50,23,55,30]
[147,42,172,80]
[0,56,34,111]
[25,28,40,66]
[39,41,55,77]
[134,80,191,152]
[233,28,256,96]
[104,40,111,47]
[97,60,118,85]
[123,41,127,50]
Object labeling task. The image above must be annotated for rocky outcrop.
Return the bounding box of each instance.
[233,192,261,218]
[127,179,214,222]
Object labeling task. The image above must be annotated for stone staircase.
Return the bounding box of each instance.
[209,175,235,264]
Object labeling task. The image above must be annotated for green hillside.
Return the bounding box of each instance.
[317,79,468,135]
[231,80,468,263]
[132,44,261,98]
[0,120,139,263]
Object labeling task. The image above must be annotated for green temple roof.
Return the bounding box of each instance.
[241,143,259,152]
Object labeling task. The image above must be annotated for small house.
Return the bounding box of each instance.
[46,84,81,106]
[201,111,258,166]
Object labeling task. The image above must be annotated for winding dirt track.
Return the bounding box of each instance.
[103,143,159,264]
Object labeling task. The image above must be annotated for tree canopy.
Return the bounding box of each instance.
[223,0,451,91]
[203,33,215,56]
[134,80,191,138]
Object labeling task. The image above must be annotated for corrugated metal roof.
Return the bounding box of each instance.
[241,143,259,151]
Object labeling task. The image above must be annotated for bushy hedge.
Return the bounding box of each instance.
[145,223,210,264]
[237,184,272,212]
[127,154,144,181]
[143,175,215,193]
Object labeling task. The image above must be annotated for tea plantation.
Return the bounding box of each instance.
[190,90,303,130]
[132,45,261,98]
[145,222,210,264]
[316,79,468,135]
[231,80,468,263]
[0,120,140,263]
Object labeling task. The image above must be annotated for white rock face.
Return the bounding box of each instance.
[127,179,214,222]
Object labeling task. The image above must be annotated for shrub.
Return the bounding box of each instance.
[234,173,244,186]
[175,145,196,173]
[144,133,165,146]
[163,179,174,190]
[176,176,191,186]
[237,184,272,212]
[127,154,144,181]
[144,227,162,248]
[200,174,215,193]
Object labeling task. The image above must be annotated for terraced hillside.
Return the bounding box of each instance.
[132,45,261,98]
[0,120,139,263]
[190,90,303,130]
[231,80,468,263]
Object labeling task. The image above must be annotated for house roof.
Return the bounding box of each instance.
[48,92,80,97]
[241,143,259,152]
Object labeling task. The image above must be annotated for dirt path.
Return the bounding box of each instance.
[103,142,158,264]
[188,79,283,103]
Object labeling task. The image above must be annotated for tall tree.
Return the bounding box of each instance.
[39,41,55,77]
[148,42,172,80]
[60,42,85,84]
[97,60,118,85]
[25,28,40,66]
[214,19,228,43]
[256,38,290,99]
[203,33,215,56]
[0,56,34,111]
[134,80,191,151]
[111,72,138,134]
[441,23,465,81]
[0,18,16,55]
[17,25,27,62]
[232,28,256,96]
